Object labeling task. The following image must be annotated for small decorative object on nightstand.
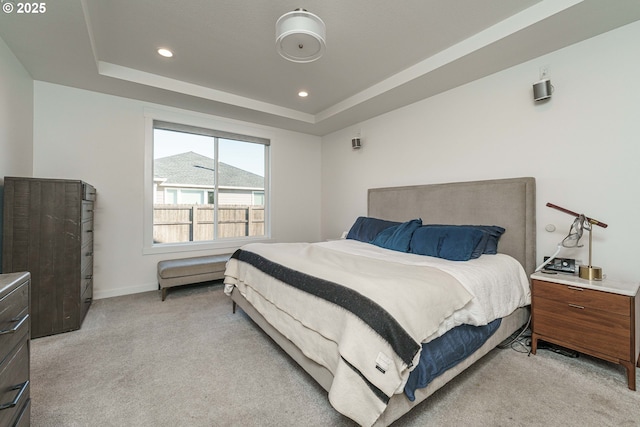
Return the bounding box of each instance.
[530,271,640,390]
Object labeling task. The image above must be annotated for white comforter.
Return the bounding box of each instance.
[224,239,530,426]
[320,239,531,342]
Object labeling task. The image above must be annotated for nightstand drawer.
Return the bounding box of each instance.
[533,295,631,360]
[533,279,630,316]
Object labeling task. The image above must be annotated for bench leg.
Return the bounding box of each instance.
[232,301,236,313]
[161,288,167,301]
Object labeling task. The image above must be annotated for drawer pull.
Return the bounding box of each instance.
[86,230,93,233]
[85,252,93,256]
[567,286,583,291]
[85,274,93,280]
[0,314,29,335]
[0,381,29,411]
[568,303,585,309]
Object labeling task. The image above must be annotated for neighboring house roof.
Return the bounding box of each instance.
[154,151,264,189]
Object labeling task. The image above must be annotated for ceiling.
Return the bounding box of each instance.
[1,0,640,136]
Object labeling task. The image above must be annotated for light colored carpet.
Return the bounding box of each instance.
[30,283,640,426]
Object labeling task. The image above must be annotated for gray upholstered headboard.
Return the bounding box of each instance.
[368,177,536,276]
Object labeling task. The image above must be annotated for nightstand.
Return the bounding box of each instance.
[530,272,640,390]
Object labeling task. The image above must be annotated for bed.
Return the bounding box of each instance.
[224,177,536,426]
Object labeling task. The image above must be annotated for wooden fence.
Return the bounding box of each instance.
[153,204,265,243]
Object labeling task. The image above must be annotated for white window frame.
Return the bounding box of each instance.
[143,108,271,255]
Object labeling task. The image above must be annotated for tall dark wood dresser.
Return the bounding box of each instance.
[0,271,30,427]
[2,177,96,338]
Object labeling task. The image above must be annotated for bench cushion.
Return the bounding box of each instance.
[157,254,232,300]
[158,255,230,279]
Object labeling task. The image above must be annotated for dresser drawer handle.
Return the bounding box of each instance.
[85,274,93,280]
[0,380,29,411]
[86,230,93,233]
[568,303,585,309]
[567,286,583,291]
[0,314,29,335]
[85,252,94,256]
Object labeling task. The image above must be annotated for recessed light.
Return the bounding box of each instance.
[298,91,308,97]
[157,48,173,58]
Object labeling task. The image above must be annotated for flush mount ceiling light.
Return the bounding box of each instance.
[276,9,326,63]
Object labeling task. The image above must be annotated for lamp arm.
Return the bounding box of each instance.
[546,203,608,228]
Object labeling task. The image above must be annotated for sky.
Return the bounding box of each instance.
[154,129,265,176]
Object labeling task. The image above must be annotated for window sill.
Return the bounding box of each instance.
[142,237,273,256]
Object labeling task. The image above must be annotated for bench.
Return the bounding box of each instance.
[157,254,232,301]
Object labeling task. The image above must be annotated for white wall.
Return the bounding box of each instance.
[321,21,640,283]
[0,37,33,179]
[33,82,322,298]
[0,36,33,271]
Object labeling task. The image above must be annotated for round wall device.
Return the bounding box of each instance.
[276,9,326,63]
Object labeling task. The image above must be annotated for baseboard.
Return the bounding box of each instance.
[94,282,158,300]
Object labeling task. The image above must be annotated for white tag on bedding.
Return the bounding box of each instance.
[375,352,391,374]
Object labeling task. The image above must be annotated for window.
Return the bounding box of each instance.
[151,120,269,247]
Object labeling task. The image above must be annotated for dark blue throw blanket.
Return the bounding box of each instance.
[404,318,502,401]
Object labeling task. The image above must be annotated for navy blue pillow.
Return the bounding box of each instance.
[371,219,422,252]
[408,226,440,257]
[420,224,505,255]
[346,216,401,243]
[469,230,490,259]
[469,225,505,254]
[410,225,487,261]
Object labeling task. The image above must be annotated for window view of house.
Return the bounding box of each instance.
[152,122,268,244]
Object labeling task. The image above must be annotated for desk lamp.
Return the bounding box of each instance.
[546,203,608,280]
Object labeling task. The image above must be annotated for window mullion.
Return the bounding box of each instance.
[213,137,219,240]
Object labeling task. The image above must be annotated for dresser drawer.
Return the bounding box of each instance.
[83,183,96,201]
[82,200,94,222]
[80,280,93,324]
[533,279,630,316]
[80,265,93,304]
[533,295,631,360]
[81,241,94,273]
[0,280,29,365]
[12,397,30,427]
[81,219,94,243]
[0,340,30,427]
[81,261,93,283]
